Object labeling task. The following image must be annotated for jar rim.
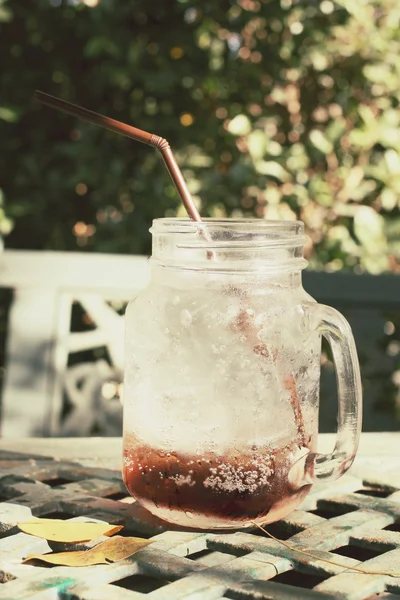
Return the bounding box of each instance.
[150,218,306,249]
[151,217,304,234]
[150,218,307,271]
[150,218,306,253]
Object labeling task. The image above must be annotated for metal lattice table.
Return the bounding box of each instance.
[0,436,399,600]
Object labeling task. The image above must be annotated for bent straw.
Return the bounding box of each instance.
[34,90,305,447]
[33,90,202,224]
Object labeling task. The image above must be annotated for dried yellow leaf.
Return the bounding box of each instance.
[23,535,152,566]
[17,519,123,543]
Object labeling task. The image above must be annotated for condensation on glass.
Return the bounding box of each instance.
[123,219,362,529]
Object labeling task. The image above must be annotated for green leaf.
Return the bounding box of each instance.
[351,180,377,202]
[354,206,386,251]
[84,37,119,58]
[255,161,291,182]
[0,209,13,235]
[0,2,12,22]
[0,106,20,123]
[247,130,266,161]
[358,105,377,126]
[227,114,252,136]
[325,118,346,142]
[309,130,333,154]
[379,127,400,150]
[349,128,378,149]
[363,64,390,84]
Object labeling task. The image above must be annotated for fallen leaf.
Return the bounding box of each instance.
[17,519,123,542]
[23,535,152,566]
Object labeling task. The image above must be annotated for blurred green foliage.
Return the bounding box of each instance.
[1,0,400,271]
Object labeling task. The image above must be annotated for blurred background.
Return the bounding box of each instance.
[0,0,399,434]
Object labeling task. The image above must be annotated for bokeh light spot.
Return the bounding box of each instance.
[170,46,184,59]
[180,113,194,126]
[75,183,88,195]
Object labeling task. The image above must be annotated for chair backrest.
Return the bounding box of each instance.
[0,250,150,437]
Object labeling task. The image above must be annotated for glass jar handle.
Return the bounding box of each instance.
[306,303,362,482]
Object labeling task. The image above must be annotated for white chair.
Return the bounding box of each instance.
[0,250,150,437]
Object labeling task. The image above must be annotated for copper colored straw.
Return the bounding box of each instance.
[34,90,305,446]
[33,91,202,224]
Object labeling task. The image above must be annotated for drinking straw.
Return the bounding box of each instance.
[34,90,306,447]
[33,91,202,224]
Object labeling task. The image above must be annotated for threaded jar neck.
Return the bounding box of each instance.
[150,218,308,273]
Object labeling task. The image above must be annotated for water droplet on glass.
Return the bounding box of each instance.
[216,361,226,375]
[167,513,179,522]
[172,295,180,306]
[246,308,255,317]
[257,328,268,342]
[180,309,192,327]
[185,510,193,519]
[164,327,170,335]
[240,335,247,343]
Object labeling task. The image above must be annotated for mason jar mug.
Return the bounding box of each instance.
[123,219,362,529]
